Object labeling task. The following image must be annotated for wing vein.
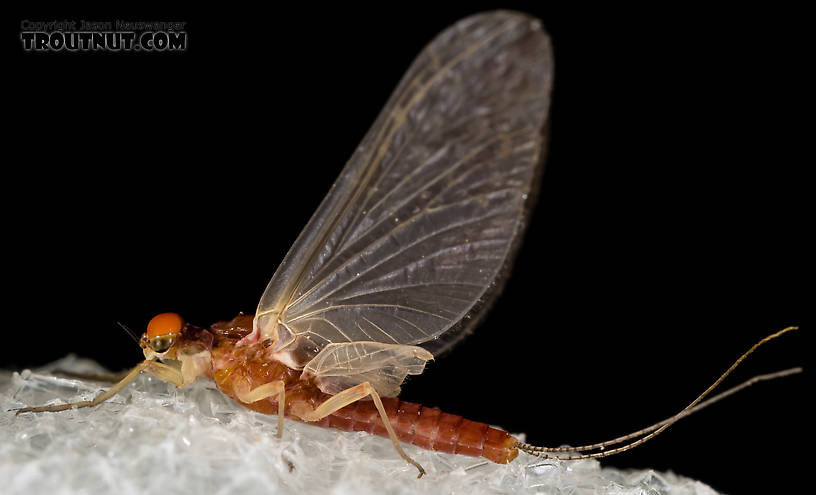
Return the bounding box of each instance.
[361,315,400,344]
[293,304,448,326]
[287,208,507,316]
[288,133,511,310]
[334,281,485,304]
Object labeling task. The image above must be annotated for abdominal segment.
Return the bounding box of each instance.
[318,397,519,464]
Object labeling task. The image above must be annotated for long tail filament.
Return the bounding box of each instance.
[516,326,800,460]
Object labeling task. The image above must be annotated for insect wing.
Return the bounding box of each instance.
[256,12,553,368]
[303,342,434,397]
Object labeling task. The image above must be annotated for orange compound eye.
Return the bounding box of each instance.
[147,312,184,338]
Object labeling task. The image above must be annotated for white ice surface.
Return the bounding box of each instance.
[1,355,719,495]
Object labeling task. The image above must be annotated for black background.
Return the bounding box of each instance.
[7,4,810,493]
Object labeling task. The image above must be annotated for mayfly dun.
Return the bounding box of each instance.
[14,11,800,478]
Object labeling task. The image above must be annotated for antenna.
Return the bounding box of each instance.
[116,321,141,344]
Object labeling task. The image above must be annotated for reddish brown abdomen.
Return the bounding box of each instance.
[314,397,518,464]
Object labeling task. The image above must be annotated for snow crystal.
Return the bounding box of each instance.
[1,355,719,495]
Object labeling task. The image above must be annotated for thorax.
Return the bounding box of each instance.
[207,314,327,414]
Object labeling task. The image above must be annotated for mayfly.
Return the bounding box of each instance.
[15,11,800,478]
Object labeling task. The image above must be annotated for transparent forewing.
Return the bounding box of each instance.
[256,11,553,367]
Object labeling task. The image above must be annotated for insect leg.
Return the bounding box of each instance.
[234,380,287,438]
[15,361,150,415]
[14,360,192,415]
[295,382,426,478]
[142,360,185,386]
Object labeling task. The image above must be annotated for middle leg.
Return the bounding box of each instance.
[234,380,286,438]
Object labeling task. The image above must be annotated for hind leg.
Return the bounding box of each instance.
[291,381,425,478]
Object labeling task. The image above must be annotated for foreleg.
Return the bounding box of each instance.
[15,360,180,415]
